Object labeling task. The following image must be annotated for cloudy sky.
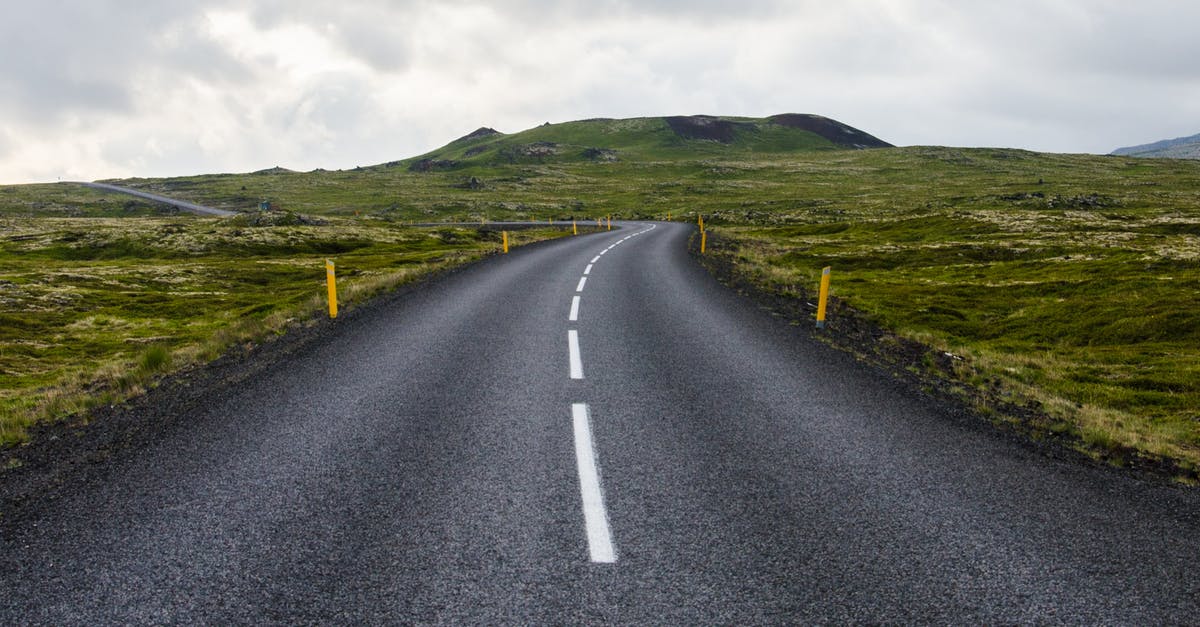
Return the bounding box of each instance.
[2,0,1198,183]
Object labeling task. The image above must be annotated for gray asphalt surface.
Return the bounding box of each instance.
[74,182,237,217]
[2,222,1199,624]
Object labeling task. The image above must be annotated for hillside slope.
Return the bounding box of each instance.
[400,114,891,170]
[1112,132,1200,159]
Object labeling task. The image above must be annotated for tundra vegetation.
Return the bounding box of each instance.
[0,193,573,446]
[2,115,1198,479]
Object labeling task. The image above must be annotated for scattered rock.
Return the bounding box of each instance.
[457,127,500,142]
[224,211,327,227]
[456,177,485,190]
[582,147,618,162]
[498,142,559,162]
[1047,194,1113,209]
[999,192,1045,201]
[407,159,459,173]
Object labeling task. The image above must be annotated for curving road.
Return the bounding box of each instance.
[2,222,1198,623]
[73,181,237,217]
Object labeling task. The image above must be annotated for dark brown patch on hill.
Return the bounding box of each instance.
[666,115,747,143]
[768,114,892,148]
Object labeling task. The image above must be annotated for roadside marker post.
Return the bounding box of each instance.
[816,266,831,328]
[700,230,707,254]
[698,215,704,231]
[667,212,671,221]
[325,259,338,319]
[607,216,612,230]
[502,230,509,253]
[573,220,578,235]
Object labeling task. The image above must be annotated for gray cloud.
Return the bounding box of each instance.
[3,0,1200,182]
[0,2,247,124]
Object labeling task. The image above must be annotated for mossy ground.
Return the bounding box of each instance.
[4,137,1200,474]
[0,212,573,445]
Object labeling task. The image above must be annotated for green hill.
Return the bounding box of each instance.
[399,114,891,171]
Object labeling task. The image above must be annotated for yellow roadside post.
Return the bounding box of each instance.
[667,212,671,221]
[325,259,338,319]
[700,230,707,254]
[502,231,509,253]
[698,214,705,231]
[816,266,832,328]
[607,215,612,230]
[573,220,578,235]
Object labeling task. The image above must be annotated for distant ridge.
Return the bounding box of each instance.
[1112,132,1200,159]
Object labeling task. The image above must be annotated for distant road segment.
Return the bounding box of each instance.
[73,181,237,217]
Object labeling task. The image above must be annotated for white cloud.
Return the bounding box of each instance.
[2,0,1199,183]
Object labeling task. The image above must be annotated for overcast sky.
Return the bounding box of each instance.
[2,0,1198,183]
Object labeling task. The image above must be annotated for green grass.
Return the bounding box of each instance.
[0,212,574,445]
[5,113,1200,474]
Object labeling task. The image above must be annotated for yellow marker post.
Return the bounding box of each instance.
[667,212,671,221]
[698,215,705,231]
[325,259,338,319]
[573,220,578,235]
[816,266,832,328]
[700,230,707,254]
[502,230,509,253]
[607,215,612,230]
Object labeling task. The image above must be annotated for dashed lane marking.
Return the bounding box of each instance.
[568,330,584,379]
[571,403,616,563]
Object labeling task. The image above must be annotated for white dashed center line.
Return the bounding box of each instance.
[568,330,584,379]
[560,223,661,564]
[571,403,616,563]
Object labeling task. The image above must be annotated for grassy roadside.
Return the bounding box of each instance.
[0,213,575,447]
[7,129,1200,480]
[697,209,1200,479]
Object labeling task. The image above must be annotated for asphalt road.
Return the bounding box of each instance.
[74,182,237,217]
[3,222,1199,623]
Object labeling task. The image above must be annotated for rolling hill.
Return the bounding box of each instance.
[1111,132,1200,159]
[398,114,891,171]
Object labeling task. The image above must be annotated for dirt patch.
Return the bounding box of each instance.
[767,113,892,149]
[691,229,1197,484]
